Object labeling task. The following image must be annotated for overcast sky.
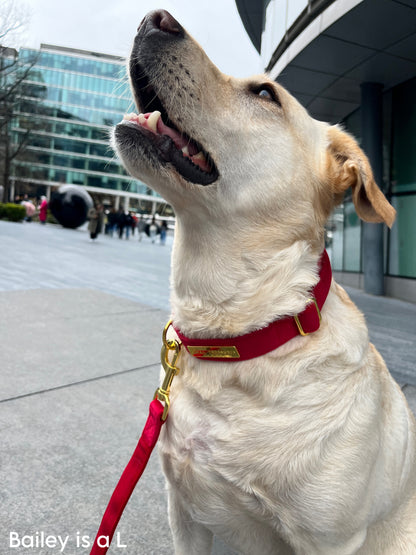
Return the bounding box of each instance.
[8,0,261,78]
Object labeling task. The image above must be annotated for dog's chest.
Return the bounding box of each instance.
[157,365,389,545]
[157,383,319,527]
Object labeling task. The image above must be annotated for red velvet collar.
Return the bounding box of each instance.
[172,250,332,362]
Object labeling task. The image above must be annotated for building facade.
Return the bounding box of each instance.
[236,0,416,302]
[5,44,167,214]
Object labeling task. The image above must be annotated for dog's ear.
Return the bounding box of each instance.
[326,125,396,228]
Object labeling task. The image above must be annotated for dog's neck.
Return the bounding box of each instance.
[170,219,324,339]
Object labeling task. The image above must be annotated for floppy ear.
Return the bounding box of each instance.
[327,125,396,228]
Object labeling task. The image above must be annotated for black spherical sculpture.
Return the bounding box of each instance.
[50,185,93,229]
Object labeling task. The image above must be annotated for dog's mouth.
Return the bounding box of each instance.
[122,69,219,186]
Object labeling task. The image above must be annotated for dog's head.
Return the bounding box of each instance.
[113,10,395,247]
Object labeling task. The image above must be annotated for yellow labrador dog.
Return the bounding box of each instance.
[113,10,416,555]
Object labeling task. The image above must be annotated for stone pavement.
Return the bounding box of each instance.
[0,220,415,555]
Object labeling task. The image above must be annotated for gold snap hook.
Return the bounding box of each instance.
[155,320,182,421]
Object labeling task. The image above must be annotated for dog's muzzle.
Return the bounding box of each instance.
[114,9,219,186]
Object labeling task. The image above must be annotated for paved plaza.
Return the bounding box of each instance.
[0,219,415,554]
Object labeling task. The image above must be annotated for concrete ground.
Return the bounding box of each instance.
[0,220,415,555]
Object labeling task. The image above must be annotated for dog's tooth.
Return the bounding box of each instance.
[181,146,190,157]
[123,113,136,121]
[138,113,146,124]
[192,151,207,163]
[147,111,161,133]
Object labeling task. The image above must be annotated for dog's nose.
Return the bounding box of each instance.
[138,10,184,37]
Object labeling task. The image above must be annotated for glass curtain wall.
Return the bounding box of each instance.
[330,76,416,280]
[388,77,416,279]
[10,45,158,201]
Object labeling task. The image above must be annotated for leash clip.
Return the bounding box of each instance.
[154,320,181,421]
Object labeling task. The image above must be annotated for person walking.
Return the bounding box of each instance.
[160,220,168,245]
[137,216,146,242]
[130,212,138,236]
[125,212,133,240]
[107,207,117,236]
[116,208,126,239]
[88,203,103,241]
[149,216,158,244]
[39,196,48,224]
[22,200,36,222]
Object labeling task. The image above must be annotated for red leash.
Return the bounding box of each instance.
[90,399,165,554]
[90,324,181,555]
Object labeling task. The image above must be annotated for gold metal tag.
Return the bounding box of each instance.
[188,345,240,359]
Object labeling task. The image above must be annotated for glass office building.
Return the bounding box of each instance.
[9,44,165,212]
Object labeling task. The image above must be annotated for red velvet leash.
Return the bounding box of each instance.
[90,325,181,555]
[89,399,165,555]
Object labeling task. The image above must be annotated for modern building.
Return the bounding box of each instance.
[5,43,168,214]
[236,0,416,302]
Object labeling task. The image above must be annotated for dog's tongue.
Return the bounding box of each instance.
[155,115,195,153]
[123,111,209,170]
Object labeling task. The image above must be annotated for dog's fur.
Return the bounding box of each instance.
[113,11,416,554]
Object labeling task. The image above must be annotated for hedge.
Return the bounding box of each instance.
[0,203,26,222]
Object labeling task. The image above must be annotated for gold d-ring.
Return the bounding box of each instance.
[294,298,321,336]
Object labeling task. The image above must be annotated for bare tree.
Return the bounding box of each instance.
[0,1,39,202]
[0,0,31,46]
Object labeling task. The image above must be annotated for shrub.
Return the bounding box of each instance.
[0,203,26,222]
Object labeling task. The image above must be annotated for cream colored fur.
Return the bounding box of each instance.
[113,12,416,554]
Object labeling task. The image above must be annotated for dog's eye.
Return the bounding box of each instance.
[252,85,281,106]
[258,88,272,99]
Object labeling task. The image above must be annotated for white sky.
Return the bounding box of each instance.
[8,0,262,78]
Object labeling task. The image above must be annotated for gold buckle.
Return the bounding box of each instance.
[294,298,321,336]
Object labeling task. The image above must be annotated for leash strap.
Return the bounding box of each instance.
[90,399,165,555]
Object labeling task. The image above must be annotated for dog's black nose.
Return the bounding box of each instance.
[138,10,184,37]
